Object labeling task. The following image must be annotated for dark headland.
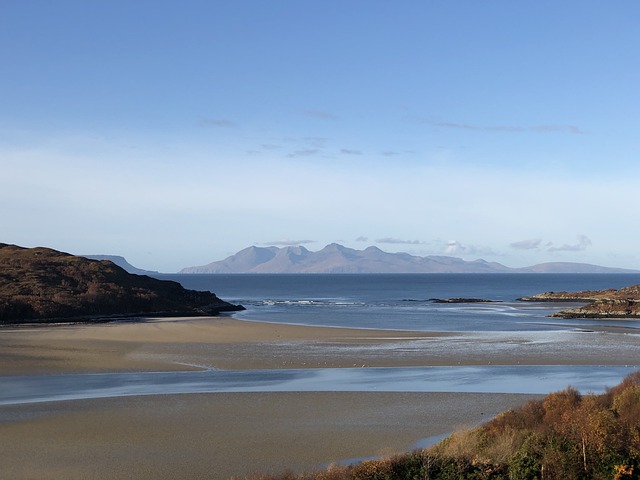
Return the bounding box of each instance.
[0,243,243,324]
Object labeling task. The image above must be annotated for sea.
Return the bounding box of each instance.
[4,274,640,406]
[159,273,640,333]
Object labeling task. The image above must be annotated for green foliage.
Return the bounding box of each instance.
[508,434,543,480]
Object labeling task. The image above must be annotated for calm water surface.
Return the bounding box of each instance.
[2,365,637,406]
[159,273,640,332]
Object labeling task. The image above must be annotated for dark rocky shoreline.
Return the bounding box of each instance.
[519,284,640,318]
[0,243,244,325]
[430,298,500,304]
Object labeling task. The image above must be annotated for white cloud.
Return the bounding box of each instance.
[548,235,592,252]
[444,240,495,257]
[510,238,543,250]
[444,240,471,255]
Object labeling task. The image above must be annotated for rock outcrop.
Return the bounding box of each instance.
[0,243,244,324]
[430,298,500,304]
[519,284,640,318]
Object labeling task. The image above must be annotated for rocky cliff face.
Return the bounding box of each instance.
[520,284,640,318]
[0,243,243,324]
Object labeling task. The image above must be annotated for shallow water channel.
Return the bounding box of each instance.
[1,364,637,406]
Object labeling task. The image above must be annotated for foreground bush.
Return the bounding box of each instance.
[243,371,640,480]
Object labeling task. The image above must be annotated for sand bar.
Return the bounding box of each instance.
[1,316,639,374]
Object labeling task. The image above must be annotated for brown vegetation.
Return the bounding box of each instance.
[247,372,640,480]
[0,243,243,324]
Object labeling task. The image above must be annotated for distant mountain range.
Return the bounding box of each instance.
[83,255,159,275]
[179,244,639,274]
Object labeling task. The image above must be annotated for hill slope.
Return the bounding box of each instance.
[82,255,159,275]
[0,243,243,324]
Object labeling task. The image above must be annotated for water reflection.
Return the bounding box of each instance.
[1,365,637,406]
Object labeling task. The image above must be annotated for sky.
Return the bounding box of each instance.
[2,1,639,273]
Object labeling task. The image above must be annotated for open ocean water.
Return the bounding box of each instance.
[160,273,640,333]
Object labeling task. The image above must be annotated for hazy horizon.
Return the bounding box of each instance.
[97,242,640,274]
[2,2,639,272]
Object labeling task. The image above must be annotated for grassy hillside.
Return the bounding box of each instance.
[250,372,640,480]
[0,243,243,324]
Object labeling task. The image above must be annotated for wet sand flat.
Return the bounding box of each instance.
[0,317,441,375]
[0,391,542,480]
[0,316,638,479]
[2,316,640,375]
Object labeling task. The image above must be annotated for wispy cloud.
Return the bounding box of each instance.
[355,236,368,242]
[287,149,320,158]
[302,109,338,120]
[532,125,584,134]
[510,238,543,250]
[340,149,363,155]
[377,237,423,245]
[304,137,328,148]
[261,239,316,246]
[548,235,592,252]
[282,137,330,158]
[419,119,584,135]
[199,117,237,128]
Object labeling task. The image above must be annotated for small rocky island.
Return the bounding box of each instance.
[430,298,500,304]
[519,284,640,318]
[0,243,244,324]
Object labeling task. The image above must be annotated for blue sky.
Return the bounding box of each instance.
[2,1,639,272]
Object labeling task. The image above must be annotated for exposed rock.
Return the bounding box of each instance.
[0,243,244,324]
[519,284,640,318]
[430,298,500,304]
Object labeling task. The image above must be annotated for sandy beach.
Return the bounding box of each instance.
[2,316,639,375]
[0,391,540,480]
[1,315,638,479]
